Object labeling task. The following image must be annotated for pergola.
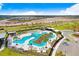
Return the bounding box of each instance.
[0,33,6,48]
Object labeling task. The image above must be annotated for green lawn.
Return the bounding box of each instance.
[48,21,79,30]
[0,24,45,33]
[0,21,79,33]
[0,48,48,56]
[0,18,5,20]
[0,48,23,56]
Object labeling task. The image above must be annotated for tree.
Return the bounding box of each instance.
[5,30,9,47]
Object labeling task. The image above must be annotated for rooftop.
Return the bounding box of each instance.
[0,33,6,38]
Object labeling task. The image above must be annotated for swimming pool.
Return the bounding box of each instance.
[13,31,56,47]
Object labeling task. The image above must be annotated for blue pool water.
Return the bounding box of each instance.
[13,31,56,47]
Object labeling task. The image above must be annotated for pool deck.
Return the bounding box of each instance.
[10,30,57,53]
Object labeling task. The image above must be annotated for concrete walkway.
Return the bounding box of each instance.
[51,37,65,56]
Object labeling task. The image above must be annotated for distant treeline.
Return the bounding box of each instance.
[0,15,79,20]
[0,18,5,20]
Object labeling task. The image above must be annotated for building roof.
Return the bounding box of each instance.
[0,33,6,39]
[8,31,16,34]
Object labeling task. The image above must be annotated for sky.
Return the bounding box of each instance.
[0,3,79,15]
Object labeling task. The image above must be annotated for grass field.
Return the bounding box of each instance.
[0,48,23,56]
[48,21,79,30]
[0,21,79,33]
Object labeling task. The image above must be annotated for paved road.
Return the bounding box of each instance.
[61,30,75,42]
[56,30,79,56]
[51,30,75,56]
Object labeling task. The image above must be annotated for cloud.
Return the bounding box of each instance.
[3,10,60,15]
[0,4,79,15]
[13,11,37,15]
[3,11,38,15]
[59,4,79,15]
[1,10,45,15]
